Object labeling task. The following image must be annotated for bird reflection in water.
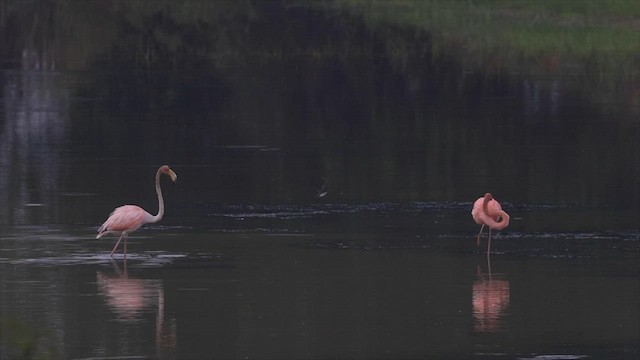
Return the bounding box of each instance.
[472,255,510,333]
[96,259,177,359]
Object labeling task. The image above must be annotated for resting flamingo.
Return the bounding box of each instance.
[471,193,510,255]
[97,165,177,258]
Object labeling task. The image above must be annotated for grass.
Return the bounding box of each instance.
[2,0,638,82]
[327,0,640,79]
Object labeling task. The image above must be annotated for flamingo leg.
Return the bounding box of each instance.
[486,228,492,256]
[110,232,126,258]
[476,224,485,246]
[486,250,492,281]
[109,258,120,276]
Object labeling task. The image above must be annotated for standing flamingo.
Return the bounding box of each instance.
[97,165,177,258]
[471,193,510,255]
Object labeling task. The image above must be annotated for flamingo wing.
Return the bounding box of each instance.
[97,205,146,237]
[485,199,507,223]
[486,199,503,214]
[471,197,485,225]
[472,197,506,225]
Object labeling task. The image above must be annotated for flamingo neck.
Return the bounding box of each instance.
[489,210,510,230]
[149,168,165,223]
[482,193,492,215]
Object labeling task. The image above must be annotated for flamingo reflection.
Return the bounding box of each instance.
[97,259,177,358]
[472,256,510,333]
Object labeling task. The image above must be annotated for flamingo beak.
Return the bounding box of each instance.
[168,169,178,183]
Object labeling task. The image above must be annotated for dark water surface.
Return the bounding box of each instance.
[1,2,639,359]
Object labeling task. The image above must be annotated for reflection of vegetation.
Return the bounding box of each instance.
[1,0,637,208]
[0,317,59,360]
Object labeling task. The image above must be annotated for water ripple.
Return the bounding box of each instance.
[6,251,189,267]
[205,201,474,219]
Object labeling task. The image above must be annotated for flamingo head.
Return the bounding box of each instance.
[160,165,178,183]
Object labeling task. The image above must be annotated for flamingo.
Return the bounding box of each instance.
[97,165,177,258]
[471,193,510,255]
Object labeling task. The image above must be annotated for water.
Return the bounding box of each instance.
[1,2,639,359]
[1,204,637,359]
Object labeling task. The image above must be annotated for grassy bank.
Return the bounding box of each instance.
[328,0,640,80]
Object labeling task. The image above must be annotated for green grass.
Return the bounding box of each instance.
[328,0,640,78]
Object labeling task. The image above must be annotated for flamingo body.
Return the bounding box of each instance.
[471,196,508,230]
[471,193,510,255]
[98,165,177,258]
[97,205,151,238]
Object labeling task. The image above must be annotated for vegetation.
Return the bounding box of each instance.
[0,317,59,359]
[2,0,638,81]
[327,0,640,80]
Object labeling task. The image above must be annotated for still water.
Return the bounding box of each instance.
[1,208,638,359]
[1,2,639,359]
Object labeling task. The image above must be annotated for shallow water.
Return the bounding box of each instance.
[1,2,639,359]
[1,203,638,359]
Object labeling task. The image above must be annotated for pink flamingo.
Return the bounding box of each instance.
[471,193,510,255]
[97,165,177,258]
